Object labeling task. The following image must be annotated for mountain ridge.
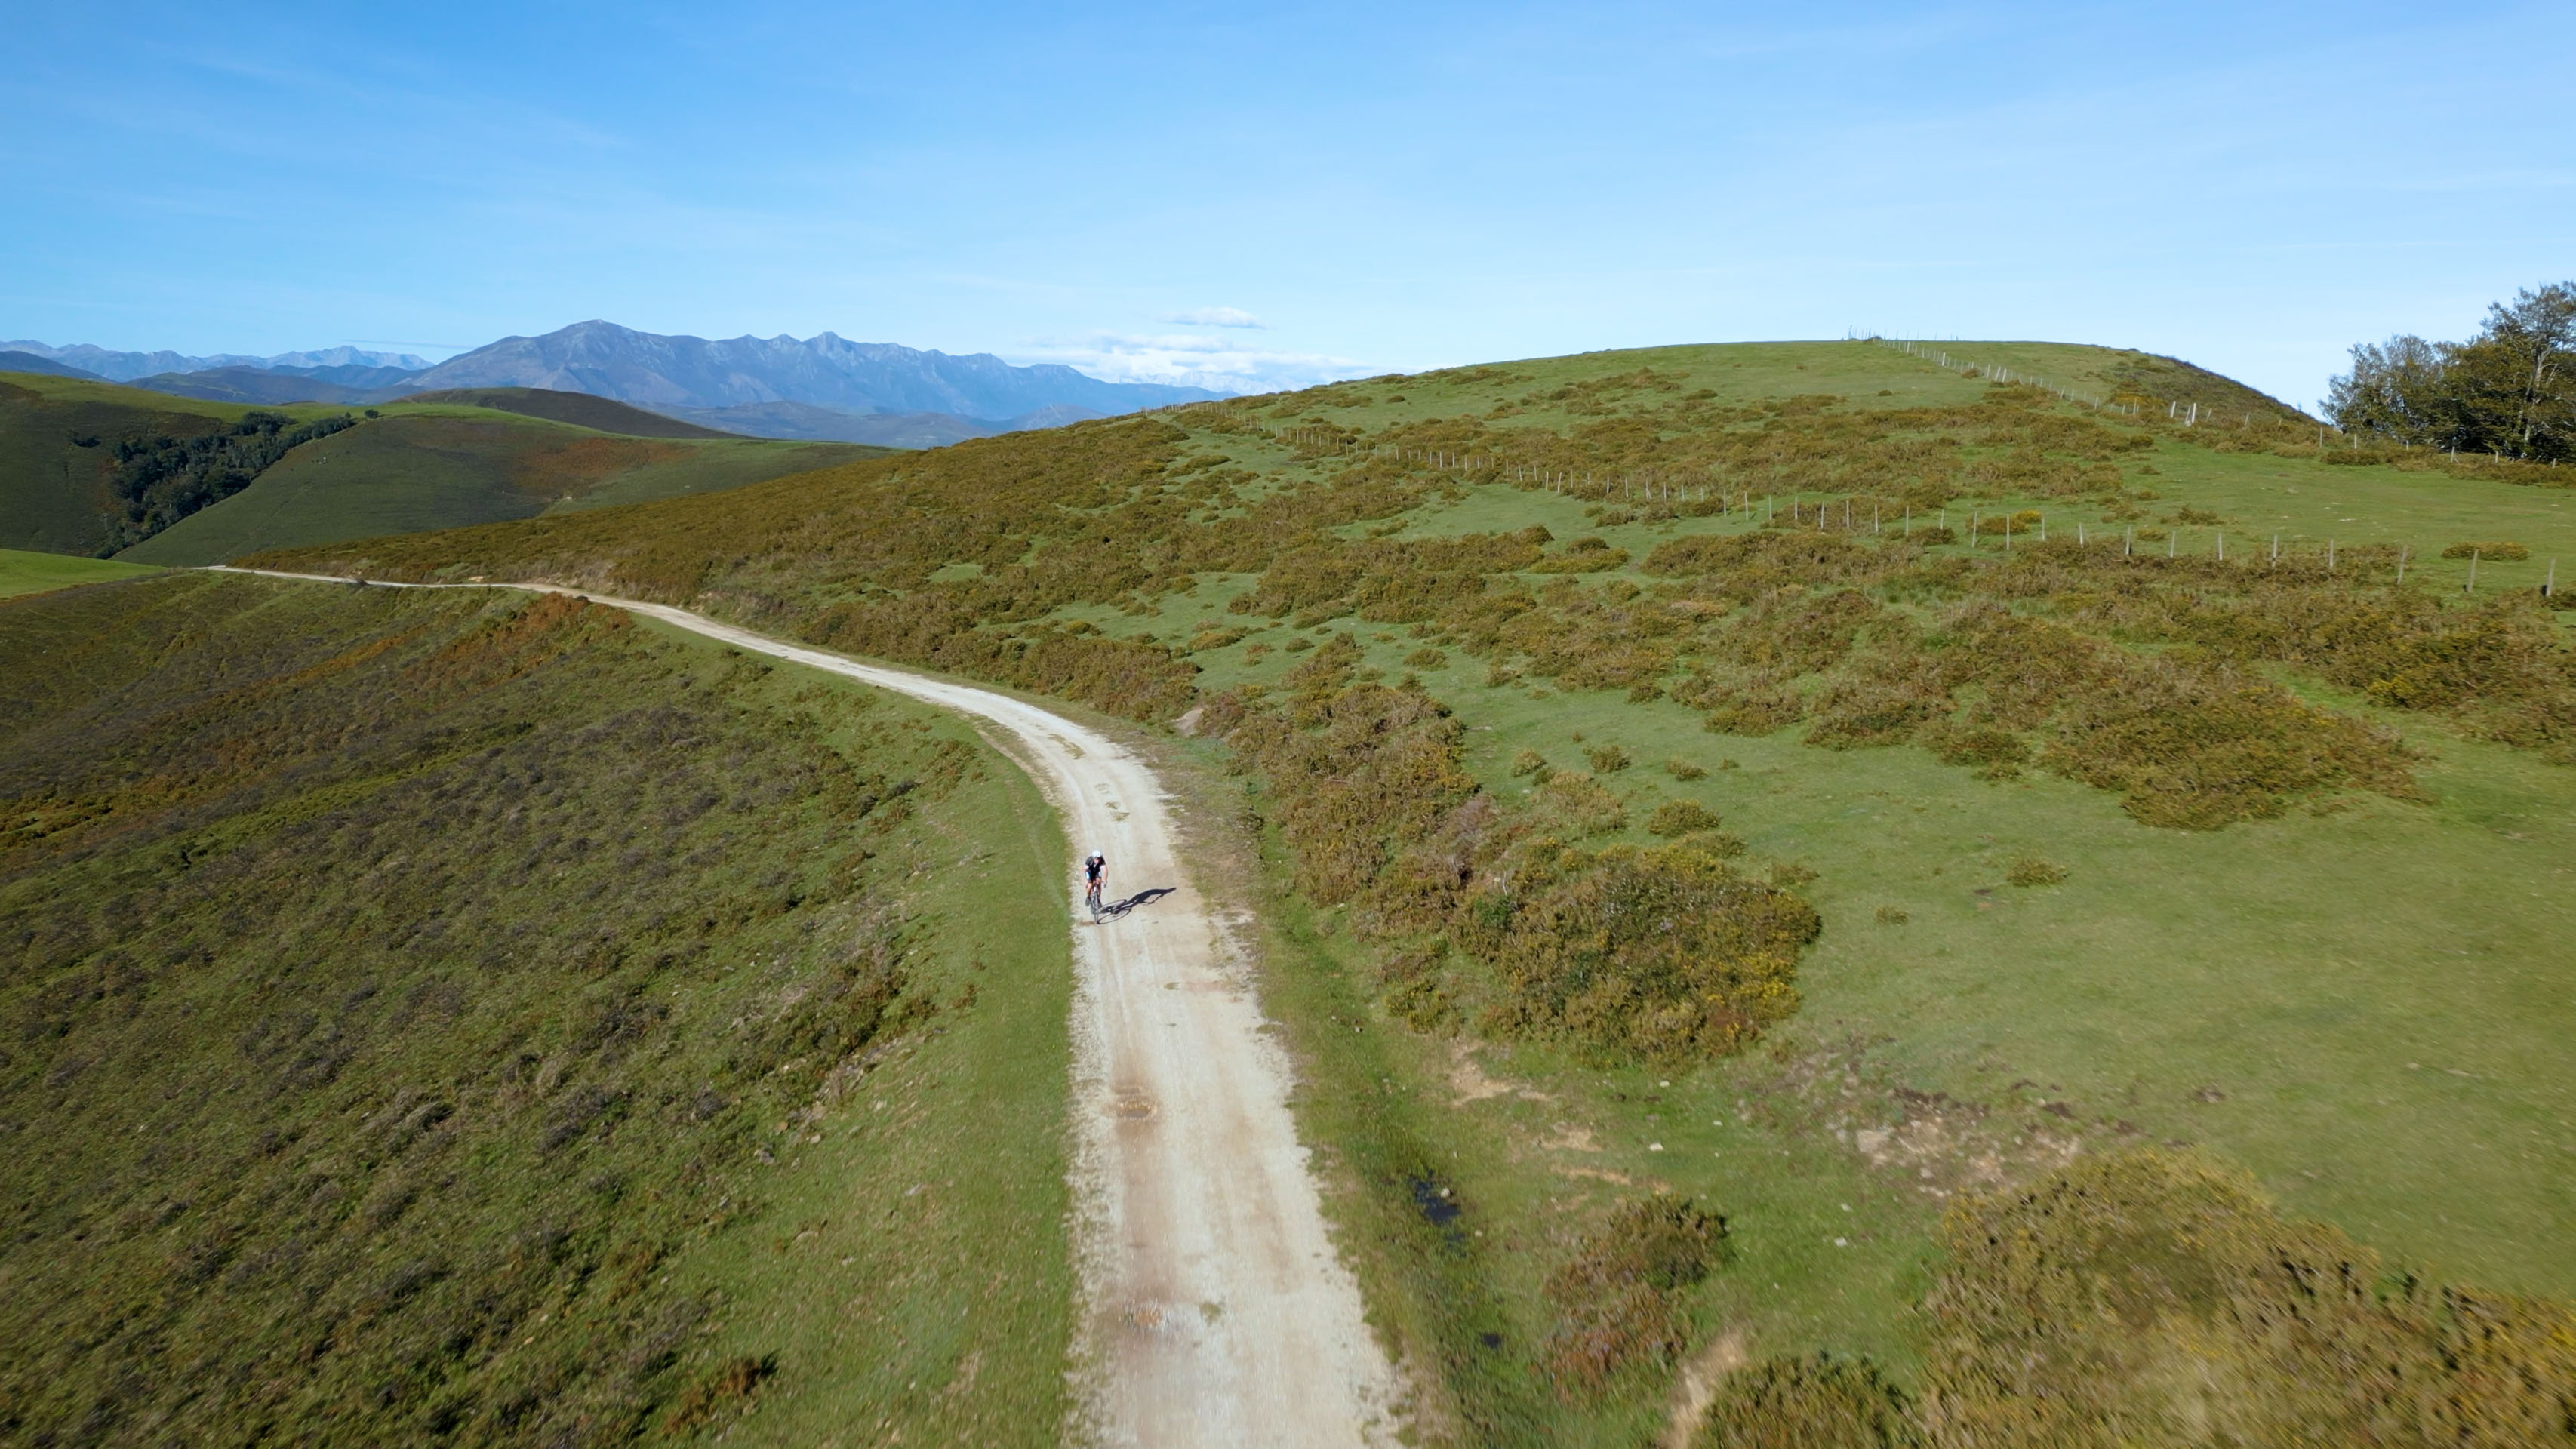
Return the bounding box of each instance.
[403,320,1222,419]
[1,340,429,381]
[14,321,1227,440]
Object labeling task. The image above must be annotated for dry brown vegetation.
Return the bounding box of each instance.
[1541,1195,1728,1398]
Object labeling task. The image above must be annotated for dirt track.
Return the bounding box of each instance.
[215,570,1401,1447]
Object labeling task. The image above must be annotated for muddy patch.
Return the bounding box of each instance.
[1660,1329,1748,1449]
[1448,1040,1553,1106]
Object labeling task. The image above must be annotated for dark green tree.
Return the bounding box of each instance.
[2329,281,2574,462]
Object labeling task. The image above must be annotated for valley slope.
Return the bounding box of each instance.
[0,570,1079,1445]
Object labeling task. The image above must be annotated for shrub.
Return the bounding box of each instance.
[1924,723,2029,779]
[1531,771,1628,838]
[2005,857,2067,886]
[1509,747,1550,777]
[1663,757,1707,780]
[1647,799,1722,836]
[1691,1355,1918,1448]
[1919,1149,2576,1447]
[1543,1196,1728,1398]
[1470,842,1815,1061]
[1874,905,1910,924]
[1584,742,1633,773]
[1404,646,1448,669]
[663,1355,777,1433]
[2443,540,2531,561]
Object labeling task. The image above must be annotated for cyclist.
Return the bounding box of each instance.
[1083,851,1106,916]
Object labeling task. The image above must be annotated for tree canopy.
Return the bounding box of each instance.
[2328,281,2574,462]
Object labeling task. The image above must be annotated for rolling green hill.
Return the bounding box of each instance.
[120,408,880,565]
[0,371,893,565]
[0,546,159,599]
[0,372,277,555]
[0,570,1075,1444]
[262,337,2576,1443]
[397,386,746,438]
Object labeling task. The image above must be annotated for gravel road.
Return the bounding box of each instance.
[214,569,1402,1446]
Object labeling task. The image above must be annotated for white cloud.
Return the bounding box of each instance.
[1160,306,1266,329]
[1014,331,1373,396]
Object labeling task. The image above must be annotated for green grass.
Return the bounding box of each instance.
[0,573,1072,1444]
[0,546,158,598]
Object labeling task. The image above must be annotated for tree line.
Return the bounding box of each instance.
[100,408,357,553]
[2329,281,2573,463]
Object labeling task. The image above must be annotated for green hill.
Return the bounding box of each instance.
[0,546,158,599]
[398,386,746,438]
[0,372,280,554]
[0,371,893,565]
[120,408,880,565]
[0,569,1075,1444]
[261,337,2576,1442]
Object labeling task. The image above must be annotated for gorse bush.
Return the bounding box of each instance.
[1465,841,1816,1063]
[2442,540,2531,560]
[1223,663,1819,1061]
[1704,1149,2576,1447]
[1693,1356,1918,1448]
[1543,1195,1728,1397]
[2003,857,2067,886]
[1646,799,1722,836]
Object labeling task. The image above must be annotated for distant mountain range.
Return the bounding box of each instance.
[1,321,1229,446]
[0,341,431,382]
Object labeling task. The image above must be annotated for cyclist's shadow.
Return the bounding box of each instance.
[1090,886,1175,922]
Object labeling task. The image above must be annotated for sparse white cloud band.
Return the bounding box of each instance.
[1162,307,1266,329]
[1015,331,1370,395]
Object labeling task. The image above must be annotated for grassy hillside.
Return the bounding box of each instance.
[0,372,891,564]
[0,547,158,600]
[118,408,882,566]
[0,373,282,555]
[0,571,1076,1445]
[253,338,2576,1442]
[400,386,746,439]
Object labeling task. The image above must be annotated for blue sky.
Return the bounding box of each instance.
[4,2,2568,406]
